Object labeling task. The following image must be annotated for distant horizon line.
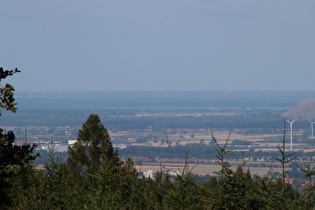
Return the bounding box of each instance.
[14,90,315,100]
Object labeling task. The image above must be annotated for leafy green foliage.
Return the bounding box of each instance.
[0,68,40,208]
[0,67,20,115]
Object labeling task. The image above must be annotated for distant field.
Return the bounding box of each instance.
[135,112,243,117]
[110,130,304,151]
[135,162,286,177]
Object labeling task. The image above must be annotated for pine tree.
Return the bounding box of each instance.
[67,114,118,176]
[66,114,124,207]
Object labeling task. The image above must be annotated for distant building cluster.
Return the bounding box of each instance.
[139,169,181,180]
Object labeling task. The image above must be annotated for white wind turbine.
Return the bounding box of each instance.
[286,119,297,150]
[309,119,315,139]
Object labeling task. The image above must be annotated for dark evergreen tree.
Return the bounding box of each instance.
[67,114,118,176]
[0,67,38,208]
[0,130,38,207]
[66,114,135,208]
[297,151,315,208]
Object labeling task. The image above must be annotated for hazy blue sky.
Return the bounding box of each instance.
[1,0,314,92]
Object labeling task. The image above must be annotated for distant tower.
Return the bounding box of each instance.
[23,127,27,144]
[286,119,297,150]
[309,119,315,139]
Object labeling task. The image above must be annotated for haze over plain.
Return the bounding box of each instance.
[1,0,314,92]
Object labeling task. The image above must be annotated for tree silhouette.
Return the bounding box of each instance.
[0,67,38,208]
[67,114,119,176]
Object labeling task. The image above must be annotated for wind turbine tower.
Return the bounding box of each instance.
[309,119,315,139]
[286,119,297,150]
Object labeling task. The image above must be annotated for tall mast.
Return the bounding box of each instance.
[309,119,315,139]
[286,119,296,150]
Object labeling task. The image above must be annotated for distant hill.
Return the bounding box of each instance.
[282,99,315,119]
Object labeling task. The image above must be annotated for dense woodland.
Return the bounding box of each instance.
[1,68,315,209]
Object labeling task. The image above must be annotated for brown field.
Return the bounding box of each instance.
[110,130,303,151]
[135,162,287,177]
